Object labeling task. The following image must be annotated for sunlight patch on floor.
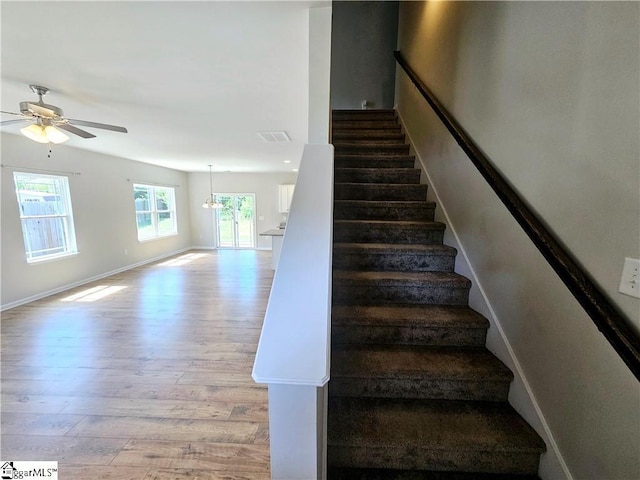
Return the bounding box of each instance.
[158,253,209,267]
[61,285,128,302]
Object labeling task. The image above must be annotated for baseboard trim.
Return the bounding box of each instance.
[396,109,571,480]
[1,247,191,312]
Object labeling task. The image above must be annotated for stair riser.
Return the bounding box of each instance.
[335,157,415,169]
[327,468,541,480]
[333,113,397,122]
[335,169,421,184]
[327,447,541,475]
[334,204,434,221]
[332,284,469,306]
[332,120,399,129]
[333,137,405,145]
[333,252,454,272]
[335,144,410,155]
[335,184,427,201]
[331,325,488,347]
[334,224,444,244]
[329,378,510,402]
[333,129,403,138]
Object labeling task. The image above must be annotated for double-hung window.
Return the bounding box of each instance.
[13,172,78,263]
[134,184,177,241]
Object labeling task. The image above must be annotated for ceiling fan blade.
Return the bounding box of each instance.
[1,118,30,126]
[57,123,96,139]
[68,119,128,133]
[27,103,56,117]
[1,110,26,117]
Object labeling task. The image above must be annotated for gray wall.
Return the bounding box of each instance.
[331,1,399,109]
[396,2,639,479]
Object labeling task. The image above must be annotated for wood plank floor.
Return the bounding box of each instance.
[1,250,273,479]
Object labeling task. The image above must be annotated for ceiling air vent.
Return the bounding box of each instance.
[258,131,291,143]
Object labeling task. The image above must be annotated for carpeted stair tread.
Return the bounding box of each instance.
[334,142,409,152]
[334,200,435,221]
[334,219,444,229]
[332,120,402,129]
[333,271,471,306]
[334,144,410,157]
[334,242,455,256]
[333,243,455,272]
[335,158,415,169]
[334,220,445,245]
[331,305,489,347]
[328,397,545,473]
[333,132,405,144]
[335,168,421,184]
[334,183,428,201]
[334,129,405,137]
[335,200,434,208]
[331,344,512,382]
[327,467,541,480]
[332,305,488,329]
[333,270,470,287]
[333,109,396,116]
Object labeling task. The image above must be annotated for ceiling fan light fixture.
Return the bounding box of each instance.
[44,125,70,144]
[20,124,69,144]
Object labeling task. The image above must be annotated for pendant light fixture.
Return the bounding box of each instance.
[202,164,223,209]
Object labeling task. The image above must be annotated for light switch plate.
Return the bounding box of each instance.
[619,258,640,299]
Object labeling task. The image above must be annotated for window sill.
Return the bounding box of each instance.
[137,233,179,244]
[27,251,79,265]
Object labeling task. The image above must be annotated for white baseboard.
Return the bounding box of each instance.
[191,245,273,251]
[1,247,191,311]
[396,109,571,480]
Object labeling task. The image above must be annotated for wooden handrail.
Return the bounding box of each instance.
[394,50,640,381]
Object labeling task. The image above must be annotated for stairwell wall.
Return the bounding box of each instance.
[331,1,399,110]
[395,2,639,480]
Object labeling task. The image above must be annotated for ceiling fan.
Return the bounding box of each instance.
[0,84,128,144]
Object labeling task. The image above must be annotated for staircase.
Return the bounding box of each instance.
[327,110,546,479]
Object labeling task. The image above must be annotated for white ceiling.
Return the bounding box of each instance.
[1,1,328,173]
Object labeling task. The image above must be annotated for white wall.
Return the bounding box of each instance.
[396,2,639,479]
[188,172,297,250]
[309,5,332,144]
[1,133,192,309]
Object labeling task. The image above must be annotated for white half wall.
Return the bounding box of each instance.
[396,2,639,479]
[1,133,192,309]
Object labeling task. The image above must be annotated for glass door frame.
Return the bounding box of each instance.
[214,193,257,249]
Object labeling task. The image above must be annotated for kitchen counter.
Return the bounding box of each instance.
[260,229,285,269]
[260,229,285,237]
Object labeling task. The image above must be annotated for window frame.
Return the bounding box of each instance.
[133,183,177,241]
[13,171,78,263]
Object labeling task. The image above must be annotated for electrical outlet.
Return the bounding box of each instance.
[619,258,640,299]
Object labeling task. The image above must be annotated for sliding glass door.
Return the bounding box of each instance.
[215,194,256,248]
